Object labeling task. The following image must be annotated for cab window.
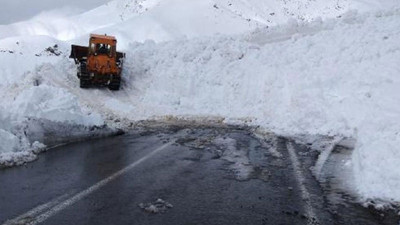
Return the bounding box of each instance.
[96,44,111,55]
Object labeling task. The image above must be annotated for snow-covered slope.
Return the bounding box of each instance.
[1,0,400,204]
[0,0,374,44]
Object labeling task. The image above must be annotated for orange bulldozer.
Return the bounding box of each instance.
[70,34,125,90]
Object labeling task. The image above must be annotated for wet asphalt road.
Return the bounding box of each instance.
[0,125,399,225]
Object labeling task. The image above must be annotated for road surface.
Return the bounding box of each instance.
[0,125,398,225]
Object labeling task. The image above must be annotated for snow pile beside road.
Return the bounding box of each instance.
[114,11,399,201]
[0,40,106,166]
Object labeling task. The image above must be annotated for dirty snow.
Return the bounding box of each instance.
[213,136,254,180]
[0,0,399,204]
[138,198,173,214]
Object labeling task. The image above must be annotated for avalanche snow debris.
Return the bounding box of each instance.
[0,0,400,205]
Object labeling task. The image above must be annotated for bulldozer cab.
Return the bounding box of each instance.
[89,34,117,57]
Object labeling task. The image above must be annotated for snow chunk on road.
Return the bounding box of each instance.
[138,198,173,214]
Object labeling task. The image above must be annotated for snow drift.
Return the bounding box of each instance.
[1,0,400,204]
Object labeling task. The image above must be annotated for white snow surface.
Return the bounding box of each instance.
[0,0,400,203]
[2,0,396,46]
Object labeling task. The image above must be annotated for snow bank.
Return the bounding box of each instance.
[0,44,107,166]
[109,11,399,201]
